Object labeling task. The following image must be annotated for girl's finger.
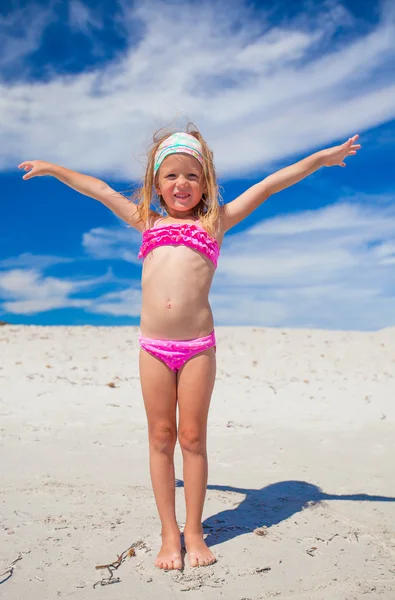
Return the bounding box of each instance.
[347,135,359,145]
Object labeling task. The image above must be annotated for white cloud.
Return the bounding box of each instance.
[210,199,395,330]
[0,2,55,73]
[82,225,141,263]
[0,268,113,315]
[68,0,103,35]
[1,0,395,180]
[89,287,142,317]
[373,240,395,264]
[0,252,72,269]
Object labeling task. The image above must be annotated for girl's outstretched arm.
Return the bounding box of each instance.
[221,135,361,232]
[18,160,143,230]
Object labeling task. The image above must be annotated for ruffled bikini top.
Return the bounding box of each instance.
[138,217,220,268]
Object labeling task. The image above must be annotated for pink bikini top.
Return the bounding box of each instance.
[138,217,220,268]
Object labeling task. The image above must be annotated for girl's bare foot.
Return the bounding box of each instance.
[155,532,182,570]
[184,529,217,567]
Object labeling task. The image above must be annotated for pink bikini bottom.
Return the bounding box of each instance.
[138,330,216,372]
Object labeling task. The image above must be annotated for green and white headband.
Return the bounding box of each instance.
[154,132,204,175]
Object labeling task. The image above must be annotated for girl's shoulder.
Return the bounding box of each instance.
[145,210,163,231]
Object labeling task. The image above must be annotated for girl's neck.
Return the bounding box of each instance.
[161,216,199,222]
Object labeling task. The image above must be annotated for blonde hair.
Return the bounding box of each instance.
[132,122,222,237]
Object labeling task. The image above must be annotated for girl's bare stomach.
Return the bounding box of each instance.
[140,299,214,340]
[139,252,215,340]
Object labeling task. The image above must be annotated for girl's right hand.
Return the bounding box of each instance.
[18,160,53,180]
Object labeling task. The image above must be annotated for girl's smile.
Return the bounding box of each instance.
[156,153,206,216]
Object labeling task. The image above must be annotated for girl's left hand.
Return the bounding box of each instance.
[321,134,361,167]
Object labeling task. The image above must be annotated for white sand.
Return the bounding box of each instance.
[1,325,395,599]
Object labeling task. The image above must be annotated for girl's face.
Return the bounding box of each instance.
[155,153,206,217]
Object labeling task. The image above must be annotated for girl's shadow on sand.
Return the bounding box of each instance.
[176,479,395,547]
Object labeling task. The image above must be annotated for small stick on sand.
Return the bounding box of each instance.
[0,567,14,584]
[93,541,147,588]
[95,545,136,571]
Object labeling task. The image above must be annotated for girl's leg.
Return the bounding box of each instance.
[177,347,217,567]
[139,349,181,570]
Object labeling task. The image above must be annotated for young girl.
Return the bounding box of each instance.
[18,127,360,571]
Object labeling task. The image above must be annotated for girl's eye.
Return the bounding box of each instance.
[166,173,197,178]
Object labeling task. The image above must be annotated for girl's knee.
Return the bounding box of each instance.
[149,423,177,454]
[178,428,206,455]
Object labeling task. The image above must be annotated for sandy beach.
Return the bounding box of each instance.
[1,324,394,599]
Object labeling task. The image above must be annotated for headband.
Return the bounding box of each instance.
[154,132,204,175]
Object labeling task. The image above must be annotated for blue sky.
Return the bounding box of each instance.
[1,0,394,330]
